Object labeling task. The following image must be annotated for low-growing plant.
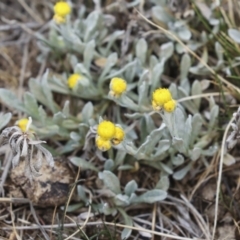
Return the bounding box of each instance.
[0,0,236,239]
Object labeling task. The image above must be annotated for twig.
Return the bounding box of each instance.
[0,150,12,197]
[29,201,50,240]
[0,22,42,31]
[16,0,43,24]
[2,221,206,240]
[151,203,157,240]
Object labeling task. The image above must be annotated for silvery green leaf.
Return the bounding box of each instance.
[0,112,11,130]
[38,106,47,125]
[183,115,192,148]
[70,157,98,172]
[29,78,58,114]
[178,87,198,114]
[172,137,186,153]
[49,76,69,94]
[152,6,173,23]
[62,101,70,117]
[81,102,93,124]
[118,209,133,240]
[153,140,170,160]
[190,147,201,161]
[62,203,84,212]
[69,55,78,69]
[138,81,149,106]
[201,79,210,91]
[124,60,136,82]
[41,70,59,113]
[137,124,165,157]
[151,60,164,92]
[84,40,95,70]
[201,145,218,156]
[36,125,59,137]
[190,113,203,146]
[156,176,169,191]
[172,154,184,166]
[131,189,167,204]
[102,203,117,215]
[122,141,138,155]
[150,55,158,70]
[105,30,124,55]
[0,89,26,113]
[228,29,240,43]
[136,38,147,65]
[191,80,201,109]
[114,194,130,207]
[177,27,191,41]
[124,180,138,196]
[23,92,39,118]
[223,153,235,166]
[118,164,134,170]
[174,108,186,139]
[62,119,79,129]
[160,42,174,62]
[124,112,143,119]
[104,159,114,171]
[180,78,190,95]
[115,150,127,166]
[160,162,173,174]
[70,132,81,141]
[161,111,175,137]
[118,95,139,111]
[189,65,211,75]
[99,52,118,84]
[53,112,66,124]
[180,54,191,81]
[173,162,192,180]
[209,105,219,129]
[144,113,155,134]
[84,11,100,42]
[169,83,178,99]
[106,60,136,81]
[77,185,88,203]
[99,170,121,194]
[74,63,91,79]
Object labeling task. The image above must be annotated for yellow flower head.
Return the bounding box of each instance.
[53,14,66,24]
[152,88,172,108]
[97,120,116,140]
[109,77,127,97]
[112,125,125,145]
[54,1,71,17]
[67,73,82,89]
[16,118,29,132]
[96,136,111,151]
[163,99,177,112]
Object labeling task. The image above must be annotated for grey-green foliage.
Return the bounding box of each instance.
[0,1,226,239]
[0,71,95,143]
[0,113,12,130]
[96,170,167,238]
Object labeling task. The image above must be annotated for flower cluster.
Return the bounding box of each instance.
[152,88,176,112]
[67,73,83,89]
[16,118,29,132]
[96,120,125,151]
[109,77,127,97]
[53,1,71,24]
[0,117,54,181]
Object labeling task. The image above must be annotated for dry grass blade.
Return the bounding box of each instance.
[212,115,235,240]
